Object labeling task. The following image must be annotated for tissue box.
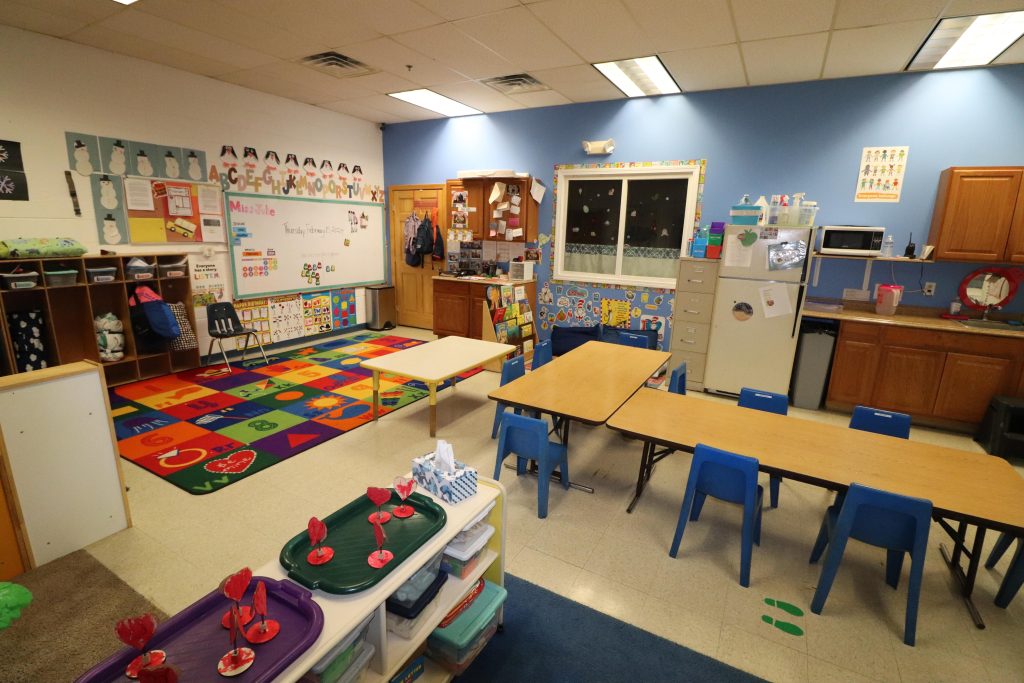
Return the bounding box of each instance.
[412,453,477,505]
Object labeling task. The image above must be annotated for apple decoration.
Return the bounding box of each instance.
[739,229,758,247]
[115,613,167,679]
[368,518,393,568]
[366,486,392,524]
[392,477,417,519]
[245,580,281,644]
[217,604,255,677]
[219,567,254,629]
[306,516,334,565]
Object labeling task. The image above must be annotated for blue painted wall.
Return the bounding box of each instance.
[383,64,1024,336]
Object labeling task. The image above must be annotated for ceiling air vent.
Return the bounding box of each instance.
[482,73,549,95]
[299,51,376,78]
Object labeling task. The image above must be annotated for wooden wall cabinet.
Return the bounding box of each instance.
[432,278,536,340]
[928,167,1024,263]
[827,321,1024,429]
[444,177,539,243]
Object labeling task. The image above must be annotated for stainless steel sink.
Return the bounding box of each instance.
[959,319,1024,332]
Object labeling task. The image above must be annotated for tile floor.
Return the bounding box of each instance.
[86,327,1024,682]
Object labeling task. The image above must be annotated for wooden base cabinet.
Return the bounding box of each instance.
[432,278,536,341]
[827,321,1024,430]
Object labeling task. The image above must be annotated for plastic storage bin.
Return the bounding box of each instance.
[387,592,441,640]
[301,614,373,683]
[86,266,118,283]
[158,259,189,278]
[44,269,78,286]
[427,580,507,675]
[387,570,447,619]
[2,271,39,289]
[126,260,155,280]
[388,549,445,610]
[442,523,494,579]
[336,642,374,683]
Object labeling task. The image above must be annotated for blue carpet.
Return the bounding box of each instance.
[458,575,763,682]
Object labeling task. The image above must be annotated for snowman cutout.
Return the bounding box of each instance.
[137,151,154,177]
[186,151,202,181]
[103,214,122,245]
[99,175,119,210]
[109,141,127,175]
[220,145,238,169]
[163,152,180,179]
[73,140,94,176]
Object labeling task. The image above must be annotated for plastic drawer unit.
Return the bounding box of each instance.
[388,549,445,611]
[441,522,495,579]
[300,614,373,683]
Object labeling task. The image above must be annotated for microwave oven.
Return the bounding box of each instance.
[819,226,885,256]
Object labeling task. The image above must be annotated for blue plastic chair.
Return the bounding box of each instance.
[985,532,1024,608]
[493,413,570,519]
[618,331,649,348]
[490,356,525,439]
[849,406,911,439]
[669,444,764,587]
[531,339,553,370]
[737,388,788,509]
[668,362,687,395]
[808,483,932,646]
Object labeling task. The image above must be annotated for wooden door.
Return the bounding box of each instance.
[0,440,27,579]
[871,346,945,414]
[933,353,1014,423]
[1006,179,1024,263]
[389,185,443,329]
[930,168,1022,262]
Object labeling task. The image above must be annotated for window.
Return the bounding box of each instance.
[553,164,701,288]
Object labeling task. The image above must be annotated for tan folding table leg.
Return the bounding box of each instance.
[428,381,438,436]
[371,370,380,421]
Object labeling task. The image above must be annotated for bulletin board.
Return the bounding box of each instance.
[124,178,224,244]
[225,192,386,298]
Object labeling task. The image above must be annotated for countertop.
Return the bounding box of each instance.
[803,305,1024,340]
[432,274,535,285]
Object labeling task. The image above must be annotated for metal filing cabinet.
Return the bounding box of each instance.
[670,258,719,392]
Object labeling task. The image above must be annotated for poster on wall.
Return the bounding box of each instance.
[854,146,908,202]
[125,179,221,243]
[269,294,303,343]
[232,298,271,350]
[331,289,357,330]
[0,140,29,201]
[302,292,333,336]
[91,174,128,244]
[192,261,225,309]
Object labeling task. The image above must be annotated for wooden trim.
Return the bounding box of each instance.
[387,183,444,192]
[92,360,133,528]
[0,423,35,570]
[0,360,97,390]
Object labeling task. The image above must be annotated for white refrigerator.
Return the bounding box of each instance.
[703,225,814,396]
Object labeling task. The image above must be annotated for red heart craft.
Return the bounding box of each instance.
[252,581,268,618]
[204,449,256,474]
[115,613,158,650]
[366,486,391,507]
[393,476,416,500]
[373,519,386,548]
[220,567,253,603]
[307,517,327,547]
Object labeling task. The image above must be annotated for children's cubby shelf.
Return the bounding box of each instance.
[0,254,198,387]
[254,477,507,682]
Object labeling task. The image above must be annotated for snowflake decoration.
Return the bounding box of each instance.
[0,145,8,165]
[0,175,15,195]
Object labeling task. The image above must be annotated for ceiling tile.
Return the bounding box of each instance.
[218,0,381,48]
[392,23,516,79]
[94,9,278,71]
[620,0,736,51]
[322,71,423,99]
[741,32,829,85]
[731,0,836,41]
[432,81,526,112]
[69,24,241,77]
[661,44,747,91]
[528,0,651,62]
[413,0,520,21]
[318,99,410,124]
[509,90,573,107]
[341,0,443,35]
[0,3,93,37]
[350,94,447,121]
[944,0,1024,16]
[455,6,582,71]
[994,36,1024,63]
[333,37,466,86]
[217,69,338,105]
[14,0,124,22]
[135,0,326,61]
[834,0,946,29]
[824,20,935,78]
[528,64,624,101]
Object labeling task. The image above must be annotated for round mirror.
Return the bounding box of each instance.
[958,267,1018,310]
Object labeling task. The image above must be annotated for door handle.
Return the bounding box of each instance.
[683,309,700,315]
[688,278,703,284]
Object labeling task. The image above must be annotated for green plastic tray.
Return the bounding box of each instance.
[280,490,447,594]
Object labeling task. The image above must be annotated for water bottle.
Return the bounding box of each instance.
[880,235,895,258]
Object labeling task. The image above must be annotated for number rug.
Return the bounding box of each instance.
[108,333,478,495]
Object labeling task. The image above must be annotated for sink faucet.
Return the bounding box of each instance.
[982,304,1001,321]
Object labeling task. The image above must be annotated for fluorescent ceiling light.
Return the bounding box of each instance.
[908,11,1024,70]
[594,56,681,97]
[388,89,481,117]
[111,0,140,5]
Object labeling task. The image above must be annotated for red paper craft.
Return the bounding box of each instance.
[219,568,254,629]
[366,486,392,524]
[306,516,334,565]
[138,664,179,683]
[245,580,281,644]
[367,518,394,568]
[218,605,255,677]
[392,476,417,518]
[116,613,167,679]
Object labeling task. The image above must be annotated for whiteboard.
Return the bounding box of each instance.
[226,192,386,298]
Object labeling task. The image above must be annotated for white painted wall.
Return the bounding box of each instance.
[0,25,385,324]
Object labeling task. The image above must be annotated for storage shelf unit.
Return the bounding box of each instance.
[0,254,198,386]
[255,477,506,683]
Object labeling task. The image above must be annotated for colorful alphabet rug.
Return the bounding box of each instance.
[109,333,478,495]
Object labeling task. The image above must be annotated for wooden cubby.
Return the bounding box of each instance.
[0,254,199,387]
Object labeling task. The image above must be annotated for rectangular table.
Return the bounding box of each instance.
[361,336,514,436]
[606,389,1024,627]
[488,341,671,492]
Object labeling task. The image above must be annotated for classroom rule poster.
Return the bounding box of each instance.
[855,146,908,202]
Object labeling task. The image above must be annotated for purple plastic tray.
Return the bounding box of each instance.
[76,577,323,683]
